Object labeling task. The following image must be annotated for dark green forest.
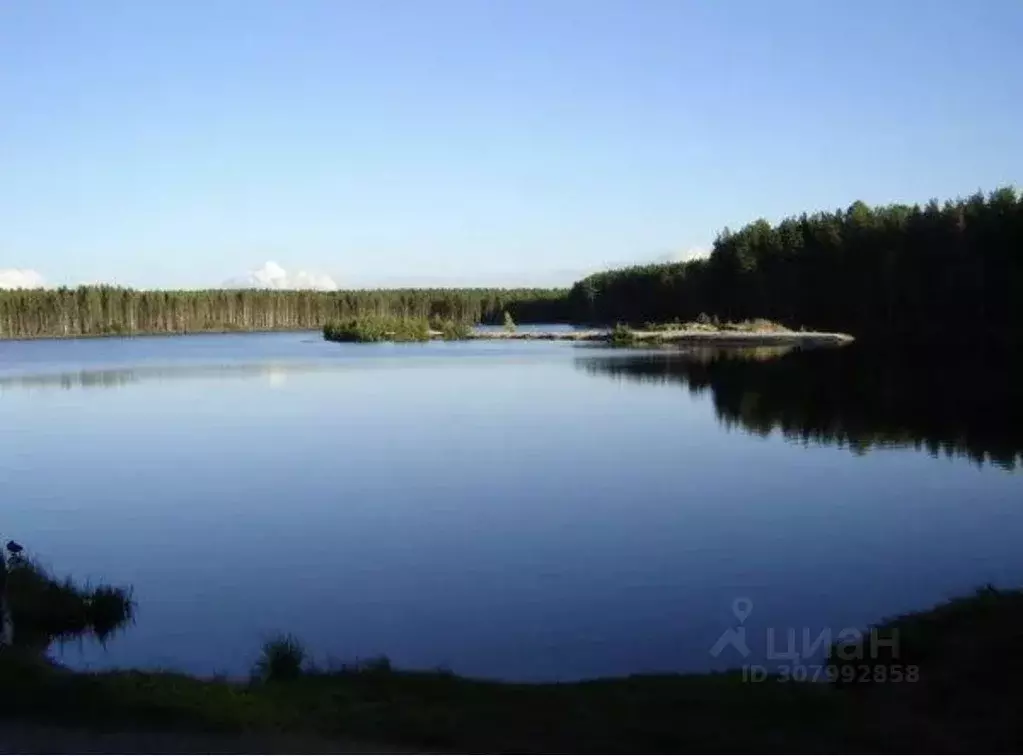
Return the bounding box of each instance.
[0,287,568,339]
[568,187,1023,344]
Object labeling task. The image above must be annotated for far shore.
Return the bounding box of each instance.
[0,325,855,348]
[438,328,855,347]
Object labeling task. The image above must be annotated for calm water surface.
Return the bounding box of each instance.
[1,332,1021,680]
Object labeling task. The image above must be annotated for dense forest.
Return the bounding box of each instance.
[568,187,1023,344]
[2,187,1021,342]
[578,344,1023,470]
[0,287,568,339]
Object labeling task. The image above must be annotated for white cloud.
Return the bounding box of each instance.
[587,247,713,277]
[0,268,46,289]
[225,261,337,291]
[653,247,711,264]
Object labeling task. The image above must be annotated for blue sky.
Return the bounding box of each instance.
[1,0,1021,289]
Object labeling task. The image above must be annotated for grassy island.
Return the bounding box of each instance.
[323,315,432,343]
[321,315,854,348]
[323,315,476,343]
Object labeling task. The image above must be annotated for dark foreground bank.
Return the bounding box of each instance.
[2,580,1022,752]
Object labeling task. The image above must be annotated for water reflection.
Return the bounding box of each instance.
[0,362,326,393]
[577,344,1023,470]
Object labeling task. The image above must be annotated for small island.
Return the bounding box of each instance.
[322,315,854,348]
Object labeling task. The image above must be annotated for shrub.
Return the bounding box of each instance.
[253,634,306,682]
[609,323,637,346]
[747,318,789,333]
[719,319,789,333]
[353,655,392,674]
[439,319,472,341]
[644,320,682,332]
[324,316,430,343]
[4,557,134,649]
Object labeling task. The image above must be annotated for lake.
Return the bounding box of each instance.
[1,331,1022,681]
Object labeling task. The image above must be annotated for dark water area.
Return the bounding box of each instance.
[1,332,1021,681]
[580,343,1023,470]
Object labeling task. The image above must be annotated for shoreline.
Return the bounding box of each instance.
[451,328,855,347]
[1,326,855,347]
[0,585,1016,751]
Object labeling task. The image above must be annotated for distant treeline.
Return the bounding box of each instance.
[0,287,569,339]
[4,187,1021,342]
[568,187,1023,344]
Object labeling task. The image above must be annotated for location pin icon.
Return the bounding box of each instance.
[732,597,753,624]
